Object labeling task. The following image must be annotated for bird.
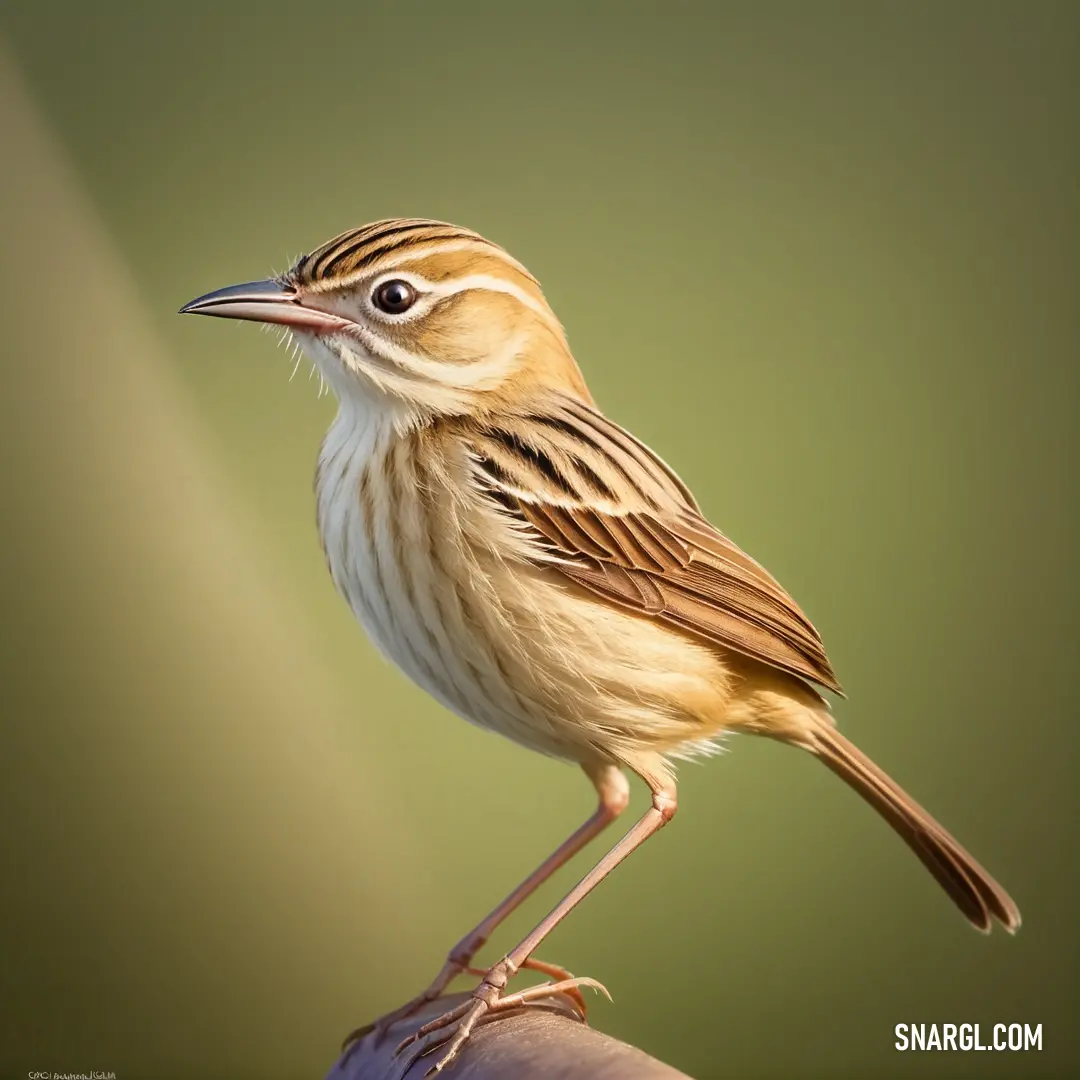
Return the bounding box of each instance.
[181,218,1020,1074]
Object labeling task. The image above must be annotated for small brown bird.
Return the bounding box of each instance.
[182,219,1020,1073]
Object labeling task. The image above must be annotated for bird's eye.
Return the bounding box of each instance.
[372,279,418,315]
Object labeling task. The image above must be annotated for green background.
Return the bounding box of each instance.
[1,3,1075,1077]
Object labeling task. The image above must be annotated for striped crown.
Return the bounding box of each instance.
[289,218,538,290]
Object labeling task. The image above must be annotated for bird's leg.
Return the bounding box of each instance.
[396,762,677,1076]
[346,762,629,1050]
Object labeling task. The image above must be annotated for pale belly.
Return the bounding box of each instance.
[315,409,731,766]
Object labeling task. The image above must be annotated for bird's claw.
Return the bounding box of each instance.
[341,952,594,1060]
[517,957,592,1016]
[391,960,609,1076]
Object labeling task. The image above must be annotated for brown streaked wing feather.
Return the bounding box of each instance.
[463,397,843,695]
[522,503,841,693]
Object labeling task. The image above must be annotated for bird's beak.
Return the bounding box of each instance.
[179,278,344,333]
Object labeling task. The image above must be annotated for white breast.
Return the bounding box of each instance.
[315,398,525,735]
[315,399,387,650]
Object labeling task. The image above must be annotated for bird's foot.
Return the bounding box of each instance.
[391,957,609,1077]
[341,955,593,1057]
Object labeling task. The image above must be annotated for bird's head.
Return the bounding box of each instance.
[181,219,591,420]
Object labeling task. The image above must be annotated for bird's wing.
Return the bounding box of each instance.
[459,394,842,695]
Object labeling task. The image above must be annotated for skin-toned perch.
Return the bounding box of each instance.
[326,993,693,1080]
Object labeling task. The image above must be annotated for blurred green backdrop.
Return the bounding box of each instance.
[1,3,1076,1078]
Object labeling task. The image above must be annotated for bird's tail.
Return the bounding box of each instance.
[809,723,1021,933]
